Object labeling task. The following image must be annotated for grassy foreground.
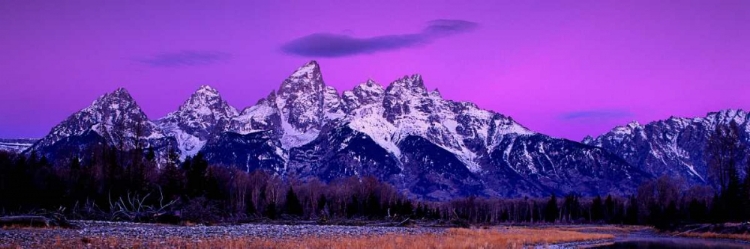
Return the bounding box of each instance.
[16,227,613,249]
[678,232,750,242]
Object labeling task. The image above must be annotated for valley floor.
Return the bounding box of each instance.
[1,221,749,248]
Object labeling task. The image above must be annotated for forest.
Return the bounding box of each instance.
[0,124,748,230]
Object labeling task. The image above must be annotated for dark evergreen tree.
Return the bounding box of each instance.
[415,203,426,218]
[158,164,185,200]
[264,201,277,219]
[183,154,209,197]
[145,147,156,162]
[246,195,257,216]
[604,195,615,222]
[688,198,707,223]
[709,193,723,223]
[346,196,359,218]
[625,195,639,225]
[563,193,581,222]
[284,187,303,216]
[365,192,381,218]
[591,195,604,222]
[544,195,558,223]
[316,194,327,213]
[723,162,743,222]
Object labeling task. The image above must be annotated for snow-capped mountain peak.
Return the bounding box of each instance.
[290,60,321,78]
[29,87,166,160]
[194,84,220,97]
[179,85,237,116]
[610,120,642,136]
[386,74,427,95]
[280,60,324,95]
[157,85,239,158]
[273,61,334,147]
[586,109,750,185]
[342,79,385,113]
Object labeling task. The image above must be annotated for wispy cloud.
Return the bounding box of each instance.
[281,19,479,58]
[137,50,230,67]
[559,110,634,121]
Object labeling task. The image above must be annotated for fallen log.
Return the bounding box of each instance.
[0,215,53,227]
[397,218,412,227]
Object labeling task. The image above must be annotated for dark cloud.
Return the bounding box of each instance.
[422,19,479,37]
[281,19,479,57]
[559,110,634,120]
[137,50,230,67]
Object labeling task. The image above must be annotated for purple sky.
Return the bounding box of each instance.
[1,0,748,140]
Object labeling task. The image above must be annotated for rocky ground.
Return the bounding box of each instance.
[4,221,750,249]
[0,220,444,248]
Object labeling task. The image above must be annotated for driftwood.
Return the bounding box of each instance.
[108,190,178,222]
[0,215,54,227]
[397,218,412,227]
[675,224,711,236]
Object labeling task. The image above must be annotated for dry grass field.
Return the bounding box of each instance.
[678,232,750,242]
[3,227,613,249]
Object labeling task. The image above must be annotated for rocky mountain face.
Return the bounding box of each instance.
[26,61,655,199]
[584,109,750,185]
[157,85,238,159]
[26,88,176,163]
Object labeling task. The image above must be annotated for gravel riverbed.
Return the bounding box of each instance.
[0,220,444,248]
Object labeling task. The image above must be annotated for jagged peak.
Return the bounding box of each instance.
[593,109,749,140]
[186,85,224,104]
[430,88,442,98]
[290,60,321,78]
[354,79,384,93]
[164,84,238,120]
[93,87,136,106]
[705,109,749,128]
[582,135,595,144]
[107,87,132,98]
[395,74,424,87]
[181,85,227,106]
[712,109,747,118]
[195,85,220,96]
[606,120,643,137]
[113,87,129,94]
[626,120,641,128]
[279,61,325,96]
[386,74,426,94]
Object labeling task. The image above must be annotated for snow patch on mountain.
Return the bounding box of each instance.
[347,115,401,157]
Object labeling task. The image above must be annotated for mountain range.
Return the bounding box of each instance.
[12,61,749,200]
[584,110,750,185]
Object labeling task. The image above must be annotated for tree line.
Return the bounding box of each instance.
[0,148,430,223]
